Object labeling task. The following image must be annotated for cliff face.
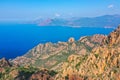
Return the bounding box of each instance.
[56,26,120,80]
[104,26,120,46]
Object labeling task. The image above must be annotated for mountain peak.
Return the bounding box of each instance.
[0,58,11,67]
[68,37,75,43]
[103,25,120,46]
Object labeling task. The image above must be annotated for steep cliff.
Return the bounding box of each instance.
[56,26,120,80]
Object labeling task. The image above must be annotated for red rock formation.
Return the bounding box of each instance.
[0,58,11,67]
[29,70,54,80]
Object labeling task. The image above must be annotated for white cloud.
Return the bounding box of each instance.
[108,4,114,9]
[55,13,61,17]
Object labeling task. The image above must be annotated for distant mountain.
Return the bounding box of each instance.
[33,14,120,28]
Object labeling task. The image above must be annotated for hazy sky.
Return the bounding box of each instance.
[0,0,120,22]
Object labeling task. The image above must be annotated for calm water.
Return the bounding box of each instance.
[0,24,114,59]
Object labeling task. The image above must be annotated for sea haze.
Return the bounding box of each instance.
[0,24,113,59]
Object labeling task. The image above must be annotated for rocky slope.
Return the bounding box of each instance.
[0,58,11,74]
[12,34,105,70]
[0,58,57,80]
[55,26,120,80]
[0,25,120,80]
[0,58,11,68]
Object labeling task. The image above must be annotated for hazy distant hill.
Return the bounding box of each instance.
[33,14,120,28]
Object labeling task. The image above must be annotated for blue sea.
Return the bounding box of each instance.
[0,24,114,59]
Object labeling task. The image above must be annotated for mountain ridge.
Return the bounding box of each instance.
[32,15,120,28]
[12,34,106,70]
[0,25,120,80]
[55,25,120,80]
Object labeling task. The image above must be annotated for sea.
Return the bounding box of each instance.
[0,23,114,59]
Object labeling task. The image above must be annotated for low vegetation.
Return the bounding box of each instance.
[0,25,120,80]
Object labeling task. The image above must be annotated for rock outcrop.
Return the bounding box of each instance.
[1,25,120,80]
[12,34,105,70]
[29,70,54,80]
[56,26,120,80]
[104,25,120,46]
[0,58,11,73]
[0,59,56,80]
[68,37,75,43]
[0,58,11,68]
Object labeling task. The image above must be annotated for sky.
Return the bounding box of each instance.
[0,0,120,22]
